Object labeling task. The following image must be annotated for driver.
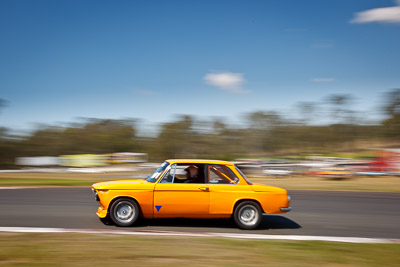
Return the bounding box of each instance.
[184,165,199,183]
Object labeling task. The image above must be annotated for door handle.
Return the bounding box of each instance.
[199,187,209,191]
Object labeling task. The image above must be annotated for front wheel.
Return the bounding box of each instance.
[233,201,262,230]
[110,198,140,227]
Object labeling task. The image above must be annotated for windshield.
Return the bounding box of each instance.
[235,165,253,185]
[146,161,170,183]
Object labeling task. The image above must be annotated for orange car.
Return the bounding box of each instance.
[91,159,292,229]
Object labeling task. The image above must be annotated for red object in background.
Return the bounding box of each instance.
[369,157,389,172]
[357,150,400,173]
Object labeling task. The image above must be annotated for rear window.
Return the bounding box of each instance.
[208,164,239,184]
[235,166,253,185]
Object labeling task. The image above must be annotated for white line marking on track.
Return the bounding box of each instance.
[0,227,398,243]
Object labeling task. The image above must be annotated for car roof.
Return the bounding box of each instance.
[166,159,234,166]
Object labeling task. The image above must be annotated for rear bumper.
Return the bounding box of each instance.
[280,206,292,212]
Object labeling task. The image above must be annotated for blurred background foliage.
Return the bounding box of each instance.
[1,90,400,167]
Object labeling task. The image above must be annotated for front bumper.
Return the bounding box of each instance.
[280,207,292,212]
[96,206,108,218]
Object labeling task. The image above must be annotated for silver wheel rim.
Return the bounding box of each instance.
[114,201,135,224]
[238,205,259,226]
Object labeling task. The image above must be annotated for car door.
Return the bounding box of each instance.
[153,164,210,217]
[208,164,251,215]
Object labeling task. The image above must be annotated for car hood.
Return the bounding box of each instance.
[92,179,153,190]
[250,183,288,194]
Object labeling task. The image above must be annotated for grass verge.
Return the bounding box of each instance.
[0,233,399,266]
[0,173,120,187]
[250,175,400,192]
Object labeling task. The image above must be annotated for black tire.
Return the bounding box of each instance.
[233,201,262,230]
[109,198,140,227]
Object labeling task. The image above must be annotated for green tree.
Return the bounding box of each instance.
[296,101,318,125]
[152,115,195,160]
[382,89,400,139]
[325,94,355,124]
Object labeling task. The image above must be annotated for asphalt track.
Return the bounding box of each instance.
[0,188,399,239]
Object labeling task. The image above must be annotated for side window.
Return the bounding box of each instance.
[209,165,239,184]
[159,164,176,184]
[172,165,189,183]
[159,164,207,184]
[235,166,252,185]
[174,164,206,184]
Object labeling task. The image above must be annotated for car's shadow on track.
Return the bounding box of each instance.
[259,215,301,230]
[111,215,301,230]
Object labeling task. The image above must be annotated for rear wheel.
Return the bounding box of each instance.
[110,198,139,227]
[233,201,262,230]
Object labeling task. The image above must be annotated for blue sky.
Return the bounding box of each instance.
[0,0,399,132]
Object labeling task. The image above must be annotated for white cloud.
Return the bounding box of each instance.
[351,1,400,24]
[311,78,336,83]
[204,72,249,94]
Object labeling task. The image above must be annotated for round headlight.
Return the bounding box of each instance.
[91,189,100,201]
